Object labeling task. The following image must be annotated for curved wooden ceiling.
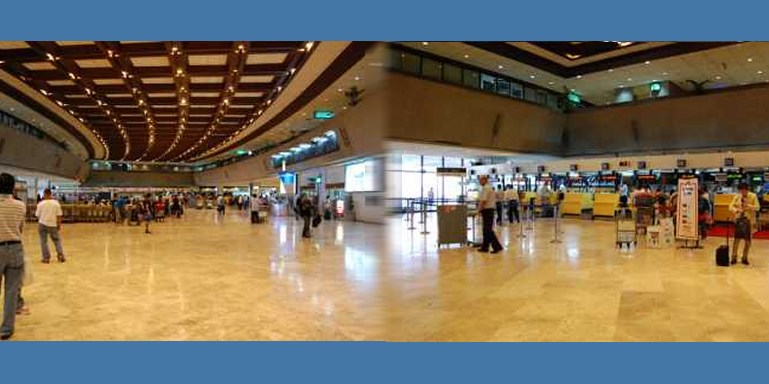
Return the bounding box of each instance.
[0,41,319,162]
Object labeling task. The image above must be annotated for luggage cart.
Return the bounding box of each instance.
[616,208,636,248]
[635,206,654,235]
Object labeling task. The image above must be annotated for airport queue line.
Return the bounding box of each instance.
[390,209,769,341]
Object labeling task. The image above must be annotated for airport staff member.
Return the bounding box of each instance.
[729,182,760,265]
[0,173,27,340]
[36,188,66,263]
[478,175,503,254]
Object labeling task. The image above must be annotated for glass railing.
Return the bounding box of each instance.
[388,44,574,112]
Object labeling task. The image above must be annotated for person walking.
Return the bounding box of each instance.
[495,185,505,225]
[216,195,225,216]
[35,188,65,263]
[140,194,154,234]
[298,193,315,238]
[729,182,759,265]
[0,173,27,340]
[250,194,260,224]
[505,184,520,223]
[478,175,503,254]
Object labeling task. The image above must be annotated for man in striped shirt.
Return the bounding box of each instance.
[0,173,26,340]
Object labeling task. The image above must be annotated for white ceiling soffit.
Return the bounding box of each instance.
[190,42,353,162]
[0,70,99,159]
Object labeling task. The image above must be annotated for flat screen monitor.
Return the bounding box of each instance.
[345,160,382,192]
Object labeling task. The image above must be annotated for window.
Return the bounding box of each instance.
[536,90,548,105]
[524,86,537,102]
[481,74,496,92]
[511,82,523,99]
[443,63,462,84]
[400,51,420,74]
[547,93,560,110]
[421,57,442,80]
[496,78,511,96]
[463,68,479,88]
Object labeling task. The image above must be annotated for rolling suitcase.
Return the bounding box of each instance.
[715,223,730,267]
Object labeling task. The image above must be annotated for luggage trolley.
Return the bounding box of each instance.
[616,208,636,248]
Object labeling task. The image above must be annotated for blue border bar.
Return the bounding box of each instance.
[1,342,768,383]
[2,0,769,40]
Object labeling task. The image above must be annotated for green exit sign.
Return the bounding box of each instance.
[567,91,581,104]
[313,110,335,120]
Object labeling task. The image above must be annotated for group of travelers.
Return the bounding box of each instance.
[0,173,74,340]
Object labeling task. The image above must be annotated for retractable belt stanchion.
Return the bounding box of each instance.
[407,199,416,230]
[420,201,430,235]
[550,205,562,244]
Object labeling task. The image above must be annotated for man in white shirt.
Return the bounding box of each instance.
[504,184,520,223]
[0,173,27,340]
[35,188,65,263]
[478,176,503,254]
[728,182,760,265]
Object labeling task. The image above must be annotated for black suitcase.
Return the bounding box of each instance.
[715,223,731,267]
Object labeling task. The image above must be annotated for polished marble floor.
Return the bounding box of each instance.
[14,209,387,340]
[390,213,769,341]
[8,209,769,341]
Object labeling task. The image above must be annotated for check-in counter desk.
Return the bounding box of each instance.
[713,194,737,223]
[593,193,619,218]
[562,193,594,216]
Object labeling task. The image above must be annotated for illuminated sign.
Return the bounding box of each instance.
[313,110,335,120]
[724,157,735,167]
[676,159,687,168]
[650,82,662,92]
[567,91,581,104]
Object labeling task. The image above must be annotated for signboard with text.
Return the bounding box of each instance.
[675,178,699,241]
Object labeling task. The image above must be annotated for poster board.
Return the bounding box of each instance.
[675,178,699,241]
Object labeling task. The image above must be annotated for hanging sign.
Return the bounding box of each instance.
[676,178,699,241]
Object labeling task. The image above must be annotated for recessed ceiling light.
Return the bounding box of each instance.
[548,81,555,85]
[422,42,429,46]
[530,75,536,79]
[759,70,764,75]
[576,75,582,79]
[608,69,613,73]
[715,75,722,80]
[463,54,469,59]
[748,58,753,62]
[644,61,651,65]
[354,76,360,81]
[662,72,669,76]
[497,65,504,69]
[627,78,633,81]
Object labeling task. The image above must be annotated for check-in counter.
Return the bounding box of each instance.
[713,194,737,223]
[562,193,594,216]
[593,193,619,218]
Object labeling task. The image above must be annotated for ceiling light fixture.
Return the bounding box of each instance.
[463,54,469,59]
[748,58,753,62]
[422,42,429,46]
[644,61,651,65]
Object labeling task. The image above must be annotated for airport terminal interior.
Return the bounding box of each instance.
[2,41,769,341]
